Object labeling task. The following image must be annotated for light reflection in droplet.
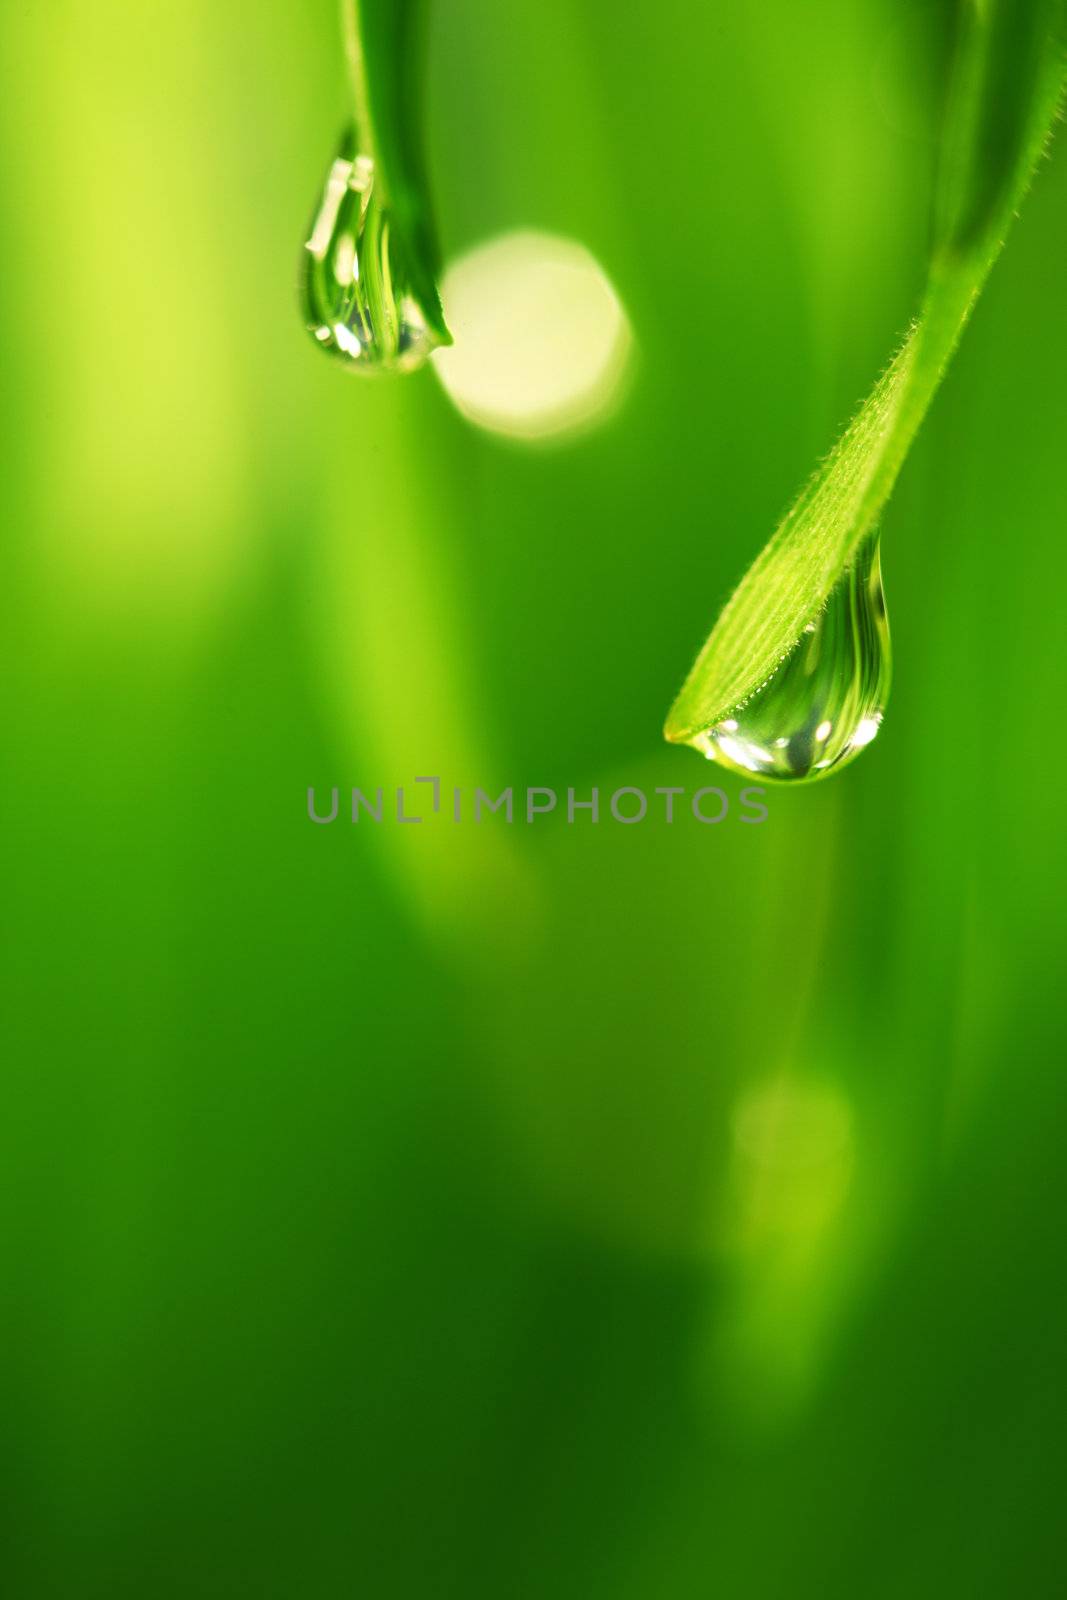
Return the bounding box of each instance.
[850,714,882,748]
[333,323,362,359]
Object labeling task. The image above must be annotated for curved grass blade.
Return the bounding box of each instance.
[343,0,450,344]
[665,0,1066,747]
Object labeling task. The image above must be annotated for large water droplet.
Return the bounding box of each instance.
[302,127,439,374]
[691,531,891,782]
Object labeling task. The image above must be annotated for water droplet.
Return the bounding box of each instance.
[691,531,891,782]
[302,126,440,374]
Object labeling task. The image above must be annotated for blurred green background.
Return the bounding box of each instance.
[3,1,1066,1594]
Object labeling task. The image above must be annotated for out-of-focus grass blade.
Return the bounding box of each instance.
[665,0,1066,745]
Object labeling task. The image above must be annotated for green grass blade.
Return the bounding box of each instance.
[665,0,1066,746]
[345,0,450,343]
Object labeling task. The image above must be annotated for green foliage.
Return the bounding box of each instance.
[7,3,1067,1594]
[665,0,1067,745]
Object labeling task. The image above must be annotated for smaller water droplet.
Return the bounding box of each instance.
[302,126,439,374]
[691,530,891,783]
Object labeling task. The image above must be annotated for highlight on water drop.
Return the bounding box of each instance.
[684,531,891,783]
[302,125,441,374]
